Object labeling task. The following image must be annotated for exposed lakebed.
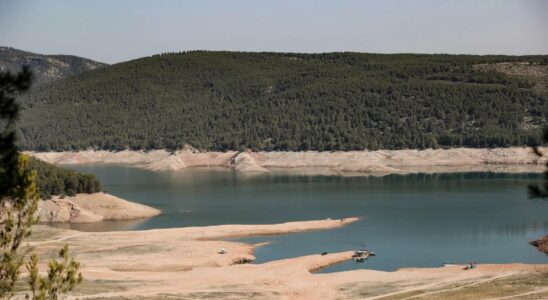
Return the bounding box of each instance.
[53,165,548,271]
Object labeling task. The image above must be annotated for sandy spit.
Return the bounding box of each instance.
[28,147,547,174]
[37,193,161,223]
[22,217,548,300]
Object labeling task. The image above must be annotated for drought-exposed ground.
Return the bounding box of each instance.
[37,193,161,223]
[17,218,548,300]
[29,147,547,174]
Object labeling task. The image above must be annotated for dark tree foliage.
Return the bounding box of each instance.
[0,67,102,200]
[18,52,548,152]
[0,67,31,196]
[26,157,102,199]
[529,128,548,198]
[0,67,83,300]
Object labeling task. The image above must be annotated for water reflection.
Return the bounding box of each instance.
[54,165,548,271]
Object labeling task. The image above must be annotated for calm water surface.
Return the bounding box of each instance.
[56,165,548,272]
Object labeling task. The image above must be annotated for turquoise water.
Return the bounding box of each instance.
[56,165,548,271]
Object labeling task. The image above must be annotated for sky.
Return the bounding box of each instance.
[0,0,547,64]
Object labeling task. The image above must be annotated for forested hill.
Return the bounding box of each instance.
[18,51,548,152]
[27,156,102,199]
[0,47,107,85]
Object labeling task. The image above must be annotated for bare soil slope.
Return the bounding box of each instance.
[37,193,160,223]
[29,147,547,174]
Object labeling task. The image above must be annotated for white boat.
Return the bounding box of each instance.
[353,256,368,262]
[352,249,375,262]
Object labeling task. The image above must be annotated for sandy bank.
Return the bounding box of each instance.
[28,147,547,174]
[24,218,548,300]
[28,218,359,272]
[37,193,160,223]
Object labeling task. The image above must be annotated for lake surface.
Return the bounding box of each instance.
[57,165,548,272]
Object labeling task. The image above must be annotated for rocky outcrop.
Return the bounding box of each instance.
[38,193,160,223]
[0,47,106,85]
[230,152,269,172]
[530,236,548,254]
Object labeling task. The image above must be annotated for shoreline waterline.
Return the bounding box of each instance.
[32,218,548,299]
[27,147,547,174]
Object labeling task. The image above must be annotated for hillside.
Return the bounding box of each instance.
[27,156,102,199]
[18,51,548,152]
[0,46,106,85]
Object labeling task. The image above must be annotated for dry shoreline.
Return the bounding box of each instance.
[28,147,547,174]
[24,218,548,300]
[24,148,548,298]
[37,193,160,223]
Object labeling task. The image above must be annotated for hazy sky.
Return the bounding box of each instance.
[1,0,547,63]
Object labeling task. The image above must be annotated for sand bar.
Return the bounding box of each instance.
[22,217,548,299]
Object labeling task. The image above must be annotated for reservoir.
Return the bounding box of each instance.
[56,165,548,271]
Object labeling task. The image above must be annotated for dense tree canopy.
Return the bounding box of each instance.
[18,52,548,151]
[26,157,102,199]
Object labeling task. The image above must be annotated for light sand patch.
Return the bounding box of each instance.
[38,193,160,223]
[16,218,548,300]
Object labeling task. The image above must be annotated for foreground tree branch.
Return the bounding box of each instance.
[1,68,82,299]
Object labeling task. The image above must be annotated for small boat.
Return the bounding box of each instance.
[353,256,367,263]
[463,262,477,270]
[352,249,374,258]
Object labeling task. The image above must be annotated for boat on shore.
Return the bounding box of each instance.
[352,249,375,262]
